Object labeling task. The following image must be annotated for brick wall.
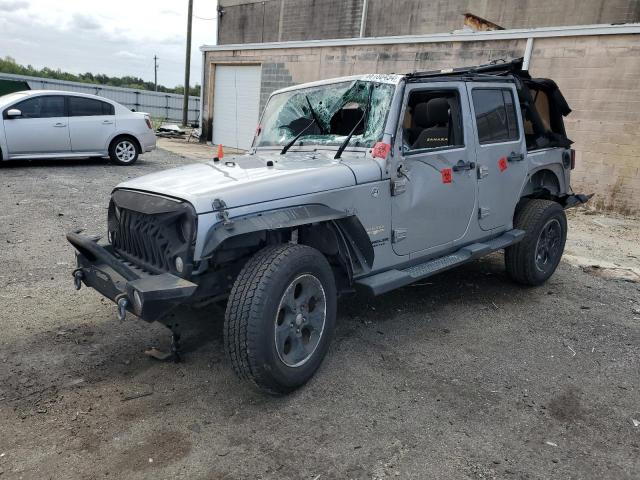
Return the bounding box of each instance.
[259,62,295,112]
[203,33,640,214]
[218,0,640,44]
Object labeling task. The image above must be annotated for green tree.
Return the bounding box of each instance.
[0,56,198,95]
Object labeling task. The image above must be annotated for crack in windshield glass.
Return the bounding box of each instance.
[256,80,396,152]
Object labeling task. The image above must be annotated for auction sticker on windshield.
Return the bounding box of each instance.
[361,73,403,85]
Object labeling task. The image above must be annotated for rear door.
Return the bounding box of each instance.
[4,95,70,155]
[68,96,116,152]
[467,83,527,231]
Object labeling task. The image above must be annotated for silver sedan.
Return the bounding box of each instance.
[0,90,156,165]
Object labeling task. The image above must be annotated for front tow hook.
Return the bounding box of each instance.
[73,269,84,290]
[115,295,129,321]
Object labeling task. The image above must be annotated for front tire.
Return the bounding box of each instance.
[109,137,139,165]
[505,199,567,286]
[224,244,337,395]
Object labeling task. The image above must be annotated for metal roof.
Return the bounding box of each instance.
[200,22,640,52]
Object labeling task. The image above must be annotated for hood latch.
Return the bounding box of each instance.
[213,198,234,230]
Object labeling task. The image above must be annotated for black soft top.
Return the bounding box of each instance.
[406,57,528,80]
[405,57,570,115]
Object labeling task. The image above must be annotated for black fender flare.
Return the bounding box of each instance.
[520,166,565,198]
[200,204,374,270]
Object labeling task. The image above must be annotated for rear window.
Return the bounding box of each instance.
[524,87,566,137]
[69,97,115,116]
[472,89,519,144]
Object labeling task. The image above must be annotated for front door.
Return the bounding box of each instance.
[68,96,116,152]
[391,82,477,256]
[467,84,528,231]
[4,95,70,155]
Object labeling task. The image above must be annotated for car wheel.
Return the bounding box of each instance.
[505,199,567,286]
[224,244,337,395]
[109,137,139,165]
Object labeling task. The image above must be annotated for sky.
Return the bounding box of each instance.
[0,0,218,88]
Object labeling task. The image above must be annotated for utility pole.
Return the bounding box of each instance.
[153,55,158,91]
[182,0,193,126]
[359,0,369,38]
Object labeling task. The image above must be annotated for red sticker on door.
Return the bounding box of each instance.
[441,168,452,184]
[498,157,508,172]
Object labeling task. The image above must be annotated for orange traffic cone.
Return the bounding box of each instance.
[216,144,224,160]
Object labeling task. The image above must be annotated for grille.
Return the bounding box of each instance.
[108,190,196,277]
[112,209,173,272]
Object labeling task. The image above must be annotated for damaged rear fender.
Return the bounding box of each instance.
[520,167,566,198]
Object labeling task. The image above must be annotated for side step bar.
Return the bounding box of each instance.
[355,229,525,296]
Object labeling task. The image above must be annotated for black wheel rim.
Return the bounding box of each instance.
[274,274,327,368]
[535,218,562,273]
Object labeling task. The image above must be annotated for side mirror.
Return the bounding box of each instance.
[6,108,22,118]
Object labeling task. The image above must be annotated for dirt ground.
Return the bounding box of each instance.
[0,147,639,480]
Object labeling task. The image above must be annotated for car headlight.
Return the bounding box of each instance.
[175,256,184,273]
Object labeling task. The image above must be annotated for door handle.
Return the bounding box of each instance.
[452,160,476,172]
[102,120,114,124]
[53,123,67,127]
[508,151,525,162]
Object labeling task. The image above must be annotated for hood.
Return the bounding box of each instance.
[115,150,380,213]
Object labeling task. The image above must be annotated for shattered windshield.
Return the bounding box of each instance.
[255,80,396,150]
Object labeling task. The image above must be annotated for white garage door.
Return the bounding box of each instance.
[212,65,262,151]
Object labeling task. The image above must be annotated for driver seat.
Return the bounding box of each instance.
[411,98,450,149]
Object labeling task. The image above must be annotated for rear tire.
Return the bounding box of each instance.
[505,199,567,286]
[224,244,337,395]
[109,137,139,165]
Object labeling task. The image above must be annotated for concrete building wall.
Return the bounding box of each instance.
[202,32,640,214]
[218,0,365,44]
[218,1,281,43]
[529,34,640,214]
[365,0,640,36]
[218,0,640,44]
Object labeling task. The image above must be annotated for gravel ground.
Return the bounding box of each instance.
[0,150,639,479]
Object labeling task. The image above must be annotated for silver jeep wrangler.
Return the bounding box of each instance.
[68,58,590,394]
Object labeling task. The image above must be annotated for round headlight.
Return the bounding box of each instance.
[175,256,184,273]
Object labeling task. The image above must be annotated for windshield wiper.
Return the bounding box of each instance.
[334,84,374,160]
[280,96,324,155]
[306,96,326,134]
[280,117,318,155]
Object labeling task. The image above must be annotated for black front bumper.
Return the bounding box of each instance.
[67,231,197,323]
